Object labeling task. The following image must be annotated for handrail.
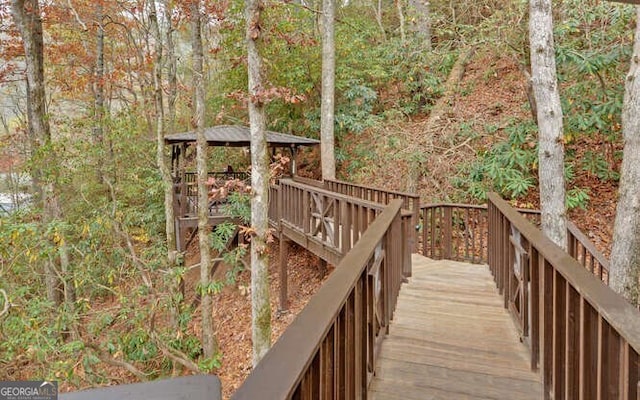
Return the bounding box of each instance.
[325,179,419,202]
[268,184,280,227]
[61,376,221,400]
[324,179,420,252]
[281,178,387,210]
[183,171,250,182]
[232,200,405,399]
[488,193,640,398]
[291,175,325,189]
[567,220,610,283]
[277,178,388,264]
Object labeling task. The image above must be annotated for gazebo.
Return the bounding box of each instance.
[164,125,320,251]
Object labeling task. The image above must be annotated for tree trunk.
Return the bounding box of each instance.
[149,0,177,262]
[94,5,104,140]
[11,0,64,306]
[529,0,567,249]
[94,2,106,183]
[149,0,181,332]
[52,193,77,339]
[395,0,406,42]
[164,0,177,136]
[11,0,47,203]
[609,6,640,305]
[408,0,431,49]
[161,0,183,341]
[321,0,336,181]
[245,0,272,366]
[372,0,387,41]
[192,0,218,360]
[406,47,473,194]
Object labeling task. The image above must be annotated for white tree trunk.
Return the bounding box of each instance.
[93,2,105,164]
[321,0,336,181]
[149,0,181,335]
[372,0,387,41]
[149,0,177,261]
[408,0,431,49]
[529,0,567,249]
[609,7,640,304]
[163,0,177,136]
[246,0,272,366]
[192,0,217,360]
[395,0,406,42]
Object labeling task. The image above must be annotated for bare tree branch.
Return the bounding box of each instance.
[0,289,10,318]
[149,301,201,373]
[112,220,155,292]
[66,0,88,31]
[85,343,150,381]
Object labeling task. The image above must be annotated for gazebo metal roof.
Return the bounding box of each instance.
[164,125,319,147]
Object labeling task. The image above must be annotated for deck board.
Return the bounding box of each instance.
[369,254,542,400]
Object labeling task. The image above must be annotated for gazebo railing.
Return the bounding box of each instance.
[174,171,250,218]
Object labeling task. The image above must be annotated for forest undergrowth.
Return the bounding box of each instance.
[345,49,619,256]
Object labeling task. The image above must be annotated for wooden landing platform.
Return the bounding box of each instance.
[369,254,542,400]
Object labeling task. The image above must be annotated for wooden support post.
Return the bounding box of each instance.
[279,237,290,311]
[443,207,452,260]
[290,146,298,176]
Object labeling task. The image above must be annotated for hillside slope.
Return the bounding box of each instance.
[342,49,617,256]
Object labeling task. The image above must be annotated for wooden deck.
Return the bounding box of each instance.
[369,254,542,400]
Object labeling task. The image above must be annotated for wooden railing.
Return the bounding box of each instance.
[278,179,384,261]
[419,203,611,281]
[420,203,489,264]
[174,172,250,217]
[323,179,420,252]
[276,178,413,277]
[324,179,420,216]
[268,184,280,228]
[487,193,640,399]
[419,203,539,264]
[567,221,610,284]
[232,200,406,399]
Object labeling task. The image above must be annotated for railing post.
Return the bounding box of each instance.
[180,179,187,216]
[276,184,281,229]
[412,199,419,253]
[530,246,540,372]
[567,228,575,260]
[443,206,452,260]
[401,215,411,278]
[303,188,310,234]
